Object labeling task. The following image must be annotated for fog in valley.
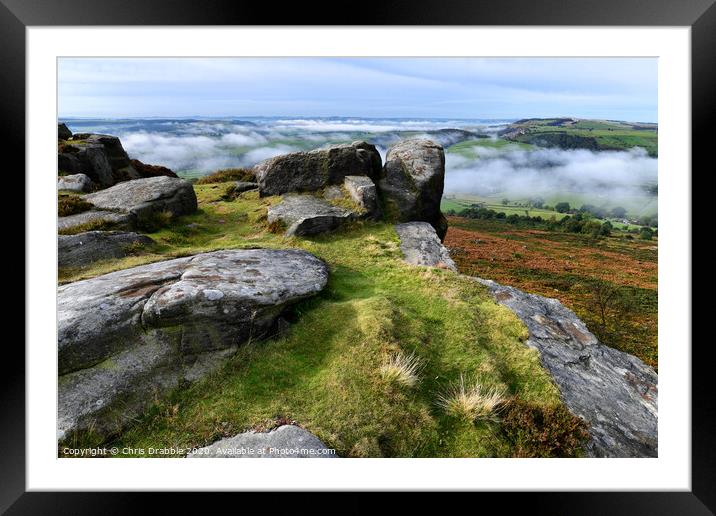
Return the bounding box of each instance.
[63,117,658,214]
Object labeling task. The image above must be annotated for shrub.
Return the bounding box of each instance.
[195,168,255,185]
[58,194,93,217]
[600,221,613,236]
[639,227,654,240]
[437,375,506,422]
[500,398,590,457]
[379,351,422,388]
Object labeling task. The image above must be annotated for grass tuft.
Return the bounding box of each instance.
[380,351,423,388]
[437,375,507,422]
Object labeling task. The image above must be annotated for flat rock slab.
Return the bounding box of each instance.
[85,176,197,219]
[58,210,134,233]
[58,249,329,442]
[395,222,457,271]
[255,141,382,197]
[187,425,336,458]
[476,278,658,458]
[58,173,93,193]
[268,194,356,237]
[58,231,154,268]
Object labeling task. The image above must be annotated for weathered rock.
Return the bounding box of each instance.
[344,175,381,219]
[476,278,657,458]
[58,144,114,187]
[379,139,447,240]
[58,173,93,193]
[130,159,179,179]
[58,210,134,233]
[267,194,356,237]
[187,425,336,458]
[58,231,154,268]
[84,176,198,220]
[59,133,141,187]
[58,123,72,140]
[57,249,329,442]
[395,222,457,271]
[255,141,382,197]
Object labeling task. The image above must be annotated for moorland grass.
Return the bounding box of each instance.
[60,184,579,457]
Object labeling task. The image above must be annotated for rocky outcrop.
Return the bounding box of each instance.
[254,141,382,197]
[57,177,196,233]
[58,173,93,193]
[58,231,154,268]
[58,249,329,442]
[395,222,457,271]
[476,278,657,458]
[379,139,447,240]
[58,123,72,140]
[84,176,197,220]
[344,175,381,219]
[59,133,141,187]
[267,194,356,237]
[187,425,335,458]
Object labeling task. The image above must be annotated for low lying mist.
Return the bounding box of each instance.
[63,118,657,216]
[444,146,658,208]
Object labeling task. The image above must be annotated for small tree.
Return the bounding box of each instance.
[600,221,613,236]
[611,206,627,219]
[639,227,654,240]
[555,202,571,213]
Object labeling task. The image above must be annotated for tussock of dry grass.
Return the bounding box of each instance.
[380,351,423,388]
[437,375,507,422]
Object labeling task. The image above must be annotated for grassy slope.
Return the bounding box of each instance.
[60,184,568,458]
[505,118,658,157]
[445,217,658,369]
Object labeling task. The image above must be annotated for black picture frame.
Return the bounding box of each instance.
[4,0,712,512]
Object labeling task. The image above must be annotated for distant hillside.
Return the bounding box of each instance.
[499,118,658,157]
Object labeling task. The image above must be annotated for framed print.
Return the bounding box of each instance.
[5,0,713,511]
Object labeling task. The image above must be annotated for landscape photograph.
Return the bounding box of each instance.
[56,57,658,459]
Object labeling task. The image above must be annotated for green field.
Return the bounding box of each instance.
[441,195,647,231]
[447,138,534,159]
[501,118,658,157]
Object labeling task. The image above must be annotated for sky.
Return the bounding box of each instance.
[58,57,657,122]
